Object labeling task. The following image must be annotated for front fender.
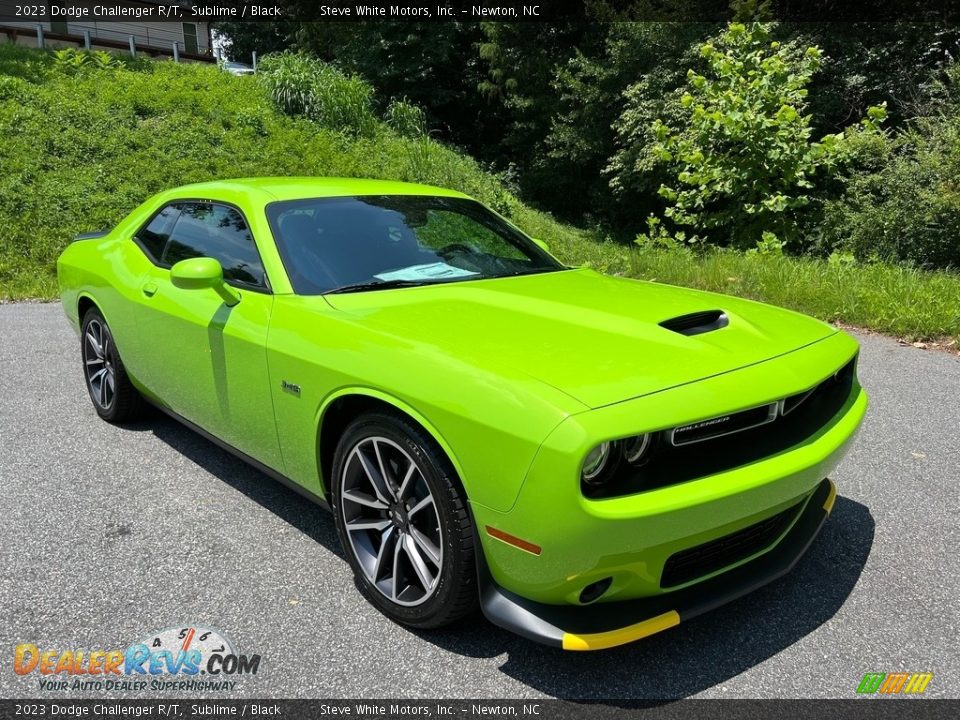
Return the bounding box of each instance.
[315,386,470,498]
[266,296,581,511]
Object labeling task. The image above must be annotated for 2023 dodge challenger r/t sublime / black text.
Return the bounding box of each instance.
[58,177,866,650]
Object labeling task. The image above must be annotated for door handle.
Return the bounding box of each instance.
[142,282,158,297]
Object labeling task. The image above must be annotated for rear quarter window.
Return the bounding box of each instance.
[135,205,181,262]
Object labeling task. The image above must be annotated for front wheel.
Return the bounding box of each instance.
[331,411,477,628]
[80,308,145,423]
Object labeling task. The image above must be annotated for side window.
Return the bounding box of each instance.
[182,23,199,55]
[135,204,181,263]
[49,2,69,33]
[163,203,267,288]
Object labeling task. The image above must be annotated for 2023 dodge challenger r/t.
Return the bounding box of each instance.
[58,178,867,650]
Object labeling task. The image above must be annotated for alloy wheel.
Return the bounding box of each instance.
[339,436,444,607]
[83,318,116,410]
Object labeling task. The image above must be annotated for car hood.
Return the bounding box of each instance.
[323,268,836,409]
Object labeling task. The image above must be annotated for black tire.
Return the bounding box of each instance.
[331,411,477,629]
[80,307,145,423]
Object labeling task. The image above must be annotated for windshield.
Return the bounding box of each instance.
[266,195,564,294]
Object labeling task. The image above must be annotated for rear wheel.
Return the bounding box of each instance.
[331,411,477,628]
[80,308,145,423]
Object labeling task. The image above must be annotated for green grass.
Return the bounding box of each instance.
[1,44,958,346]
[545,231,960,344]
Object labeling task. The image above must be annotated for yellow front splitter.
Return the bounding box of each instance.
[562,610,680,651]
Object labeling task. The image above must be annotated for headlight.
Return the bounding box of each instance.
[581,442,614,484]
[581,434,656,488]
[622,433,652,465]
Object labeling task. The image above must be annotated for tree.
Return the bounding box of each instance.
[295,23,503,154]
[551,24,710,231]
[475,22,599,208]
[212,21,294,63]
[639,23,885,249]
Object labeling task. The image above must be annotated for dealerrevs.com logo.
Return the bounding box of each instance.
[13,625,261,693]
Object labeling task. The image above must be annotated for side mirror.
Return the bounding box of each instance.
[170,257,240,306]
[531,237,550,253]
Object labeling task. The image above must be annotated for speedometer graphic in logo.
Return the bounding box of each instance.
[137,625,236,668]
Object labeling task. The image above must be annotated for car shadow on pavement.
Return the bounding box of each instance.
[145,413,344,557]
[143,412,873,701]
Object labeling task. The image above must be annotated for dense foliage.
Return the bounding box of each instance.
[217,17,960,270]
[0,44,582,297]
[256,52,378,135]
[823,105,960,269]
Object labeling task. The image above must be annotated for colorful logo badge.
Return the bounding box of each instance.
[856,672,933,696]
[14,625,260,692]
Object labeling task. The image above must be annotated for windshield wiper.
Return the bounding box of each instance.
[324,278,442,295]
[503,267,565,277]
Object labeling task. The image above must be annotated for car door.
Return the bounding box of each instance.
[129,201,283,471]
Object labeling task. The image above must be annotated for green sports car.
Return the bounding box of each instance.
[58,178,867,650]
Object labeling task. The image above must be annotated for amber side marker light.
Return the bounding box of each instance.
[485,526,542,556]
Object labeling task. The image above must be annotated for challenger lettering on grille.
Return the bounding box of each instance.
[676,416,731,433]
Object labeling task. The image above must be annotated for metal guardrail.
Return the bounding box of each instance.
[70,23,193,49]
[3,22,213,61]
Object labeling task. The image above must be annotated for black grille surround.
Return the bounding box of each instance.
[582,355,858,499]
[660,500,804,588]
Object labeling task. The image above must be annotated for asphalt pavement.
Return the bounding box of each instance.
[1,302,957,700]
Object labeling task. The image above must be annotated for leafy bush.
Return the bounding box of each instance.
[604,25,710,227]
[0,74,29,101]
[637,23,885,250]
[385,98,427,138]
[256,51,377,136]
[0,43,54,81]
[52,48,92,73]
[52,47,145,74]
[822,105,960,269]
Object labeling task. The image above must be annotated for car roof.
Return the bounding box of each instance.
[169,177,472,203]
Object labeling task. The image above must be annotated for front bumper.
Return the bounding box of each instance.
[480,477,837,650]
[471,331,865,605]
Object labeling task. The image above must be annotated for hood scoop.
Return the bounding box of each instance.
[659,310,729,337]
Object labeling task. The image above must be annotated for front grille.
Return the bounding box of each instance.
[670,402,778,445]
[582,355,857,499]
[660,501,803,588]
